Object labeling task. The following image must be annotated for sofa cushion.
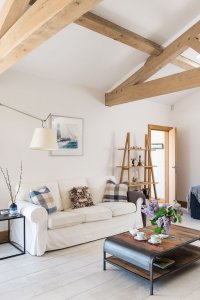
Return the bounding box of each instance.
[87,176,117,204]
[58,178,87,210]
[30,186,57,214]
[68,205,112,222]
[98,202,136,217]
[16,181,63,211]
[48,211,85,229]
[103,180,128,202]
[69,186,94,209]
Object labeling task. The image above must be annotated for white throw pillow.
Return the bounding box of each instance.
[58,178,87,210]
[87,176,117,204]
[16,181,63,211]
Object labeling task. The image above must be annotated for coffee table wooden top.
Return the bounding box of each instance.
[108,225,200,255]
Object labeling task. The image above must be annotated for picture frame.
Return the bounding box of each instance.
[151,143,164,150]
[49,115,84,156]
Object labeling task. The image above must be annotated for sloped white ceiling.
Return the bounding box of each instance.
[2,0,200,103]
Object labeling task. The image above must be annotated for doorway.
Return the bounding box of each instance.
[148,125,177,203]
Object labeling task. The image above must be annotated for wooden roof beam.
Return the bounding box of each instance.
[188,37,200,54]
[75,12,162,55]
[0,0,101,75]
[106,67,200,106]
[172,55,200,70]
[107,20,200,101]
[0,0,31,38]
[75,12,200,71]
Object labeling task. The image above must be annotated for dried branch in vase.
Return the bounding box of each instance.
[0,161,23,203]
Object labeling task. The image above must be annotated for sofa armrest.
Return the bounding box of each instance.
[135,197,144,229]
[128,191,145,205]
[12,200,48,256]
[16,200,48,223]
[136,197,144,211]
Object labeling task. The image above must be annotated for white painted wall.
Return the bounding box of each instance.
[0,71,172,214]
[172,89,200,202]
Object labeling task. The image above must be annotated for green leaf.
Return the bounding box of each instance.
[178,215,182,223]
[154,226,162,234]
[151,220,157,225]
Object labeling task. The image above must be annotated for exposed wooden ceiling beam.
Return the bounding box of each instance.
[75,12,200,71]
[105,67,200,106]
[0,0,101,75]
[29,0,38,4]
[107,20,200,100]
[172,55,200,70]
[188,37,200,54]
[75,12,162,55]
[0,0,30,38]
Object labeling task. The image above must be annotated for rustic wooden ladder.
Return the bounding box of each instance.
[119,132,158,199]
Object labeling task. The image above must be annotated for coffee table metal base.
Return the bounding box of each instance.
[104,240,200,295]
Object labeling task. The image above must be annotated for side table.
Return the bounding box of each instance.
[0,210,25,260]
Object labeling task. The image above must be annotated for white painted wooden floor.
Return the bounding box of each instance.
[0,212,200,300]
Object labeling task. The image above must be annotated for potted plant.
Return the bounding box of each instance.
[142,199,183,234]
[0,162,22,215]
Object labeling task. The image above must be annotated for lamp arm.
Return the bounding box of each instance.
[42,113,52,128]
[0,102,57,150]
[0,102,51,124]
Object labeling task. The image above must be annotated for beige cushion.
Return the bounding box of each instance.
[58,178,87,210]
[87,176,116,204]
[16,181,63,211]
[68,205,112,222]
[98,202,136,217]
[48,211,85,229]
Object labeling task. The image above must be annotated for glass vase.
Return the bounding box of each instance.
[9,202,18,216]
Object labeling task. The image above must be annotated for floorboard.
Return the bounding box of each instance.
[0,212,199,300]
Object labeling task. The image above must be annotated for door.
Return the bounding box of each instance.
[151,130,166,201]
[148,125,177,203]
[169,128,177,203]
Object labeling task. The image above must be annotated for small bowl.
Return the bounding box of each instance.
[129,229,139,236]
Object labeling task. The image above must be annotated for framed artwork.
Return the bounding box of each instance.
[50,115,84,156]
[151,143,164,150]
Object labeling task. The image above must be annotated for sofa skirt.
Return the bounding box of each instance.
[46,213,137,251]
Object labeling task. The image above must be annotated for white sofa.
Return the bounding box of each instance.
[11,176,144,256]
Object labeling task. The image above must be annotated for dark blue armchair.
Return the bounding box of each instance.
[190,193,200,220]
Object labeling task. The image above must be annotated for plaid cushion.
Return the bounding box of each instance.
[69,186,94,209]
[29,186,57,214]
[103,180,128,202]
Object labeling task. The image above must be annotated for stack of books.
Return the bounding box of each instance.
[153,257,175,269]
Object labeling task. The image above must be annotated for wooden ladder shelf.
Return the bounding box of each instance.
[118,132,158,199]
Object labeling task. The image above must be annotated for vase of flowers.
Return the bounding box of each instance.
[0,162,23,216]
[142,199,183,234]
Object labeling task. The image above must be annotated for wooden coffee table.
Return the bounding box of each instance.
[103,225,200,295]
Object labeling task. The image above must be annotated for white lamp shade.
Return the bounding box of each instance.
[30,128,58,150]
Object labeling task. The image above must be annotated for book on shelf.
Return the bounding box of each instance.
[153,257,175,269]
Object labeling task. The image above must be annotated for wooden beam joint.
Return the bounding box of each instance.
[107,20,200,99]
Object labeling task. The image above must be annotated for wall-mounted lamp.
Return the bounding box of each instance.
[0,102,58,151]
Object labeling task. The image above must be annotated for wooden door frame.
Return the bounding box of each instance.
[148,124,173,203]
[169,127,177,202]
